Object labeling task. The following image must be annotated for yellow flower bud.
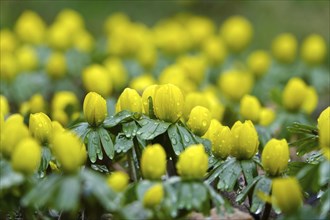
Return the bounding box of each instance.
[318,107,329,159]
[103,57,128,91]
[29,94,46,114]
[259,108,276,126]
[301,34,327,65]
[107,171,130,192]
[29,112,53,143]
[73,29,94,53]
[143,184,164,208]
[176,144,208,180]
[0,95,10,116]
[272,177,303,214]
[16,45,38,72]
[220,16,253,52]
[0,54,18,81]
[51,91,79,113]
[153,84,184,123]
[204,92,225,122]
[218,70,254,101]
[141,144,166,180]
[129,74,156,94]
[301,87,318,114]
[247,50,271,77]
[261,139,289,176]
[202,36,227,66]
[5,113,24,124]
[14,10,46,44]
[272,33,297,63]
[282,77,308,111]
[46,52,67,79]
[231,120,259,160]
[56,9,84,34]
[83,92,107,127]
[142,84,158,115]
[0,29,17,54]
[116,88,142,113]
[1,121,30,157]
[187,106,212,136]
[203,120,232,159]
[137,45,157,70]
[47,23,72,50]
[177,55,207,84]
[51,121,65,134]
[82,64,112,97]
[52,131,86,173]
[240,95,261,123]
[11,138,41,175]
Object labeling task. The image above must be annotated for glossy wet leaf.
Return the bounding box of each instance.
[167,124,184,155]
[137,117,170,140]
[217,159,242,191]
[236,176,262,204]
[250,176,271,214]
[98,127,114,159]
[71,122,90,140]
[114,133,134,153]
[122,121,138,138]
[240,160,257,185]
[55,176,81,211]
[103,110,135,128]
[87,130,101,162]
[38,147,52,172]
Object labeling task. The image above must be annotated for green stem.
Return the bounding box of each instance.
[128,148,138,182]
[261,202,272,220]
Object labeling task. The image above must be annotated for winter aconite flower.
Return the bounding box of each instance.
[103,57,128,92]
[143,184,164,208]
[46,52,67,79]
[141,144,166,180]
[259,108,276,126]
[301,86,318,114]
[153,84,184,123]
[282,77,308,111]
[220,15,253,52]
[107,171,130,192]
[262,139,289,176]
[301,34,327,65]
[11,137,41,175]
[51,131,87,173]
[247,50,271,77]
[83,92,107,127]
[231,120,259,160]
[116,88,142,114]
[186,106,211,136]
[318,107,330,159]
[202,36,227,66]
[29,112,53,143]
[271,177,303,214]
[176,144,208,180]
[272,33,297,63]
[203,119,232,159]
[142,84,158,116]
[82,64,112,97]
[240,95,261,123]
[0,95,9,116]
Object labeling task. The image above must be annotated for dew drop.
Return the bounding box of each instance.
[171,138,177,145]
[183,135,190,143]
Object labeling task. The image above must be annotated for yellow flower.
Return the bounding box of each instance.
[261,139,289,176]
[14,10,46,44]
[51,91,79,120]
[177,55,207,84]
[83,92,107,127]
[220,16,253,52]
[0,95,10,116]
[73,29,94,53]
[29,112,53,143]
[0,29,17,54]
[259,108,276,126]
[129,74,156,94]
[142,84,158,115]
[143,184,164,208]
[153,84,184,123]
[301,86,318,114]
[141,144,166,180]
[183,92,210,121]
[271,177,303,214]
[137,45,157,70]
[187,106,212,136]
[29,94,46,114]
[107,171,130,192]
[51,121,65,134]
[47,23,72,50]
[103,57,128,91]
[56,9,84,34]
[282,77,308,111]
[240,95,261,123]
[247,50,271,77]
[301,34,327,65]
[204,92,225,122]
[231,120,259,160]
[116,88,142,114]
[0,119,30,157]
[218,70,254,101]
[272,33,297,63]
[202,36,227,66]
[176,144,208,180]
[82,64,112,97]
[46,52,67,79]
[52,131,87,173]
[16,45,38,72]
[0,54,18,81]
[11,137,41,175]
[203,120,232,159]
[318,107,330,159]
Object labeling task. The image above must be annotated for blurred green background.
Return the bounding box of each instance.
[1,0,329,49]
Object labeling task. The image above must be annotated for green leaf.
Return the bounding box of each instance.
[236,176,262,204]
[120,201,152,220]
[319,160,330,186]
[137,118,170,140]
[204,161,225,185]
[55,176,81,211]
[320,188,330,217]
[191,182,208,210]
[167,124,184,155]
[256,125,272,150]
[98,127,114,159]
[192,135,212,154]
[39,147,52,172]
[87,130,101,163]
[297,163,321,193]
[122,121,138,138]
[0,160,24,191]
[178,182,193,209]
[217,159,242,191]
[114,133,134,153]
[287,161,308,176]
[103,110,135,128]
[205,183,231,214]
[148,96,156,119]
[250,176,271,214]
[136,180,154,200]
[177,124,195,147]
[70,122,90,140]
[240,160,257,185]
